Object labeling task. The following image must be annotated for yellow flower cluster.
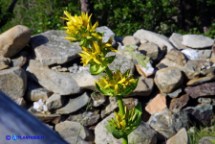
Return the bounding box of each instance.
[96,70,138,96]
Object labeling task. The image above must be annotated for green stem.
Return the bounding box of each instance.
[105,66,113,78]
[116,96,125,115]
[122,136,128,144]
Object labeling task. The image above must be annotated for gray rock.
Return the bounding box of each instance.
[182,34,214,49]
[182,49,212,60]
[136,62,155,77]
[133,77,154,96]
[95,113,157,144]
[90,92,106,107]
[55,121,89,144]
[154,67,183,93]
[157,49,187,68]
[169,33,188,49]
[26,80,52,102]
[134,29,174,51]
[32,113,61,125]
[0,67,27,100]
[27,60,81,95]
[96,26,115,43]
[0,25,31,57]
[185,82,215,98]
[138,42,161,61]
[122,35,140,46]
[101,97,118,118]
[46,93,63,110]
[166,128,188,144]
[56,92,90,114]
[199,136,215,144]
[148,109,176,138]
[67,111,100,126]
[184,104,213,126]
[0,57,10,70]
[186,74,215,86]
[11,52,27,67]
[167,88,182,98]
[198,98,212,105]
[30,30,81,66]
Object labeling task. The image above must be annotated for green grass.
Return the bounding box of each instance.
[188,125,215,144]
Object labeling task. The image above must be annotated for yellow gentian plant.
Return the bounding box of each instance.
[63,11,142,144]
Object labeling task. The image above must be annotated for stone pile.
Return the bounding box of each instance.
[0,25,214,144]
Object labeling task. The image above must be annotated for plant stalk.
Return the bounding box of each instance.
[122,136,128,144]
[116,96,125,115]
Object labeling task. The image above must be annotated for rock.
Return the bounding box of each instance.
[0,57,11,70]
[56,92,90,115]
[184,104,213,126]
[96,26,115,43]
[169,33,188,49]
[122,35,140,46]
[11,52,27,67]
[145,94,167,115]
[185,82,215,98]
[71,70,98,91]
[30,30,81,66]
[95,113,157,144]
[109,52,135,74]
[148,109,176,138]
[133,77,154,96]
[33,113,61,124]
[198,98,212,105]
[167,88,182,98]
[67,111,100,126]
[26,80,52,102]
[186,74,215,86]
[182,34,214,49]
[166,128,188,144]
[138,42,162,61]
[101,97,118,118]
[128,122,157,144]
[90,92,106,107]
[46,93,64,110]
[170,94,189,113]
[199,136,215,144]
[0,67,27,100]
[154,67,183,93]
[182,60,214,79]
[134,29,174,51]
[136,62,155,77]
[27,60,81,95]
[157,49,187,68]
[0,25,31,57]
[14,97,26,106]
[172,111,190,131]
[182,49,212,60]
[55,121,89,144]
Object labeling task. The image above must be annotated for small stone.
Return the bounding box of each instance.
[46,93,64,110]
[145,94,167,115]
[166,128,188,144]
[101,97,118,118]
[170,94,189,113]
[199,136,215,144]
[67,111,100,126]
[136,62,155,77]
[148,109,176,138]
[55,121,89,143]
[134,29,174,51]
[198,98,212,104]
[33,113,61,124]
[182,34,214,49]
[185,82,215,98]
[157,49,187,68]
[182,49,212,60]
[96,26,115,43]
[0,25,31,57]
[154,67,183,93]
[186,74,215,86]
[56,92,90,115]
[133,77,154,96]
[138,42,161,61]
[123,35,140,46]
[167,88,182,98]
[91,92,106,107]
[169,33,188,49]
[0,67,27,100]
[33,99,48,113]
[184,104,213,126]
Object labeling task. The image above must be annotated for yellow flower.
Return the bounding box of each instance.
[96,70,138,96]
[106,104,142,139]
[62,11,101,45]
